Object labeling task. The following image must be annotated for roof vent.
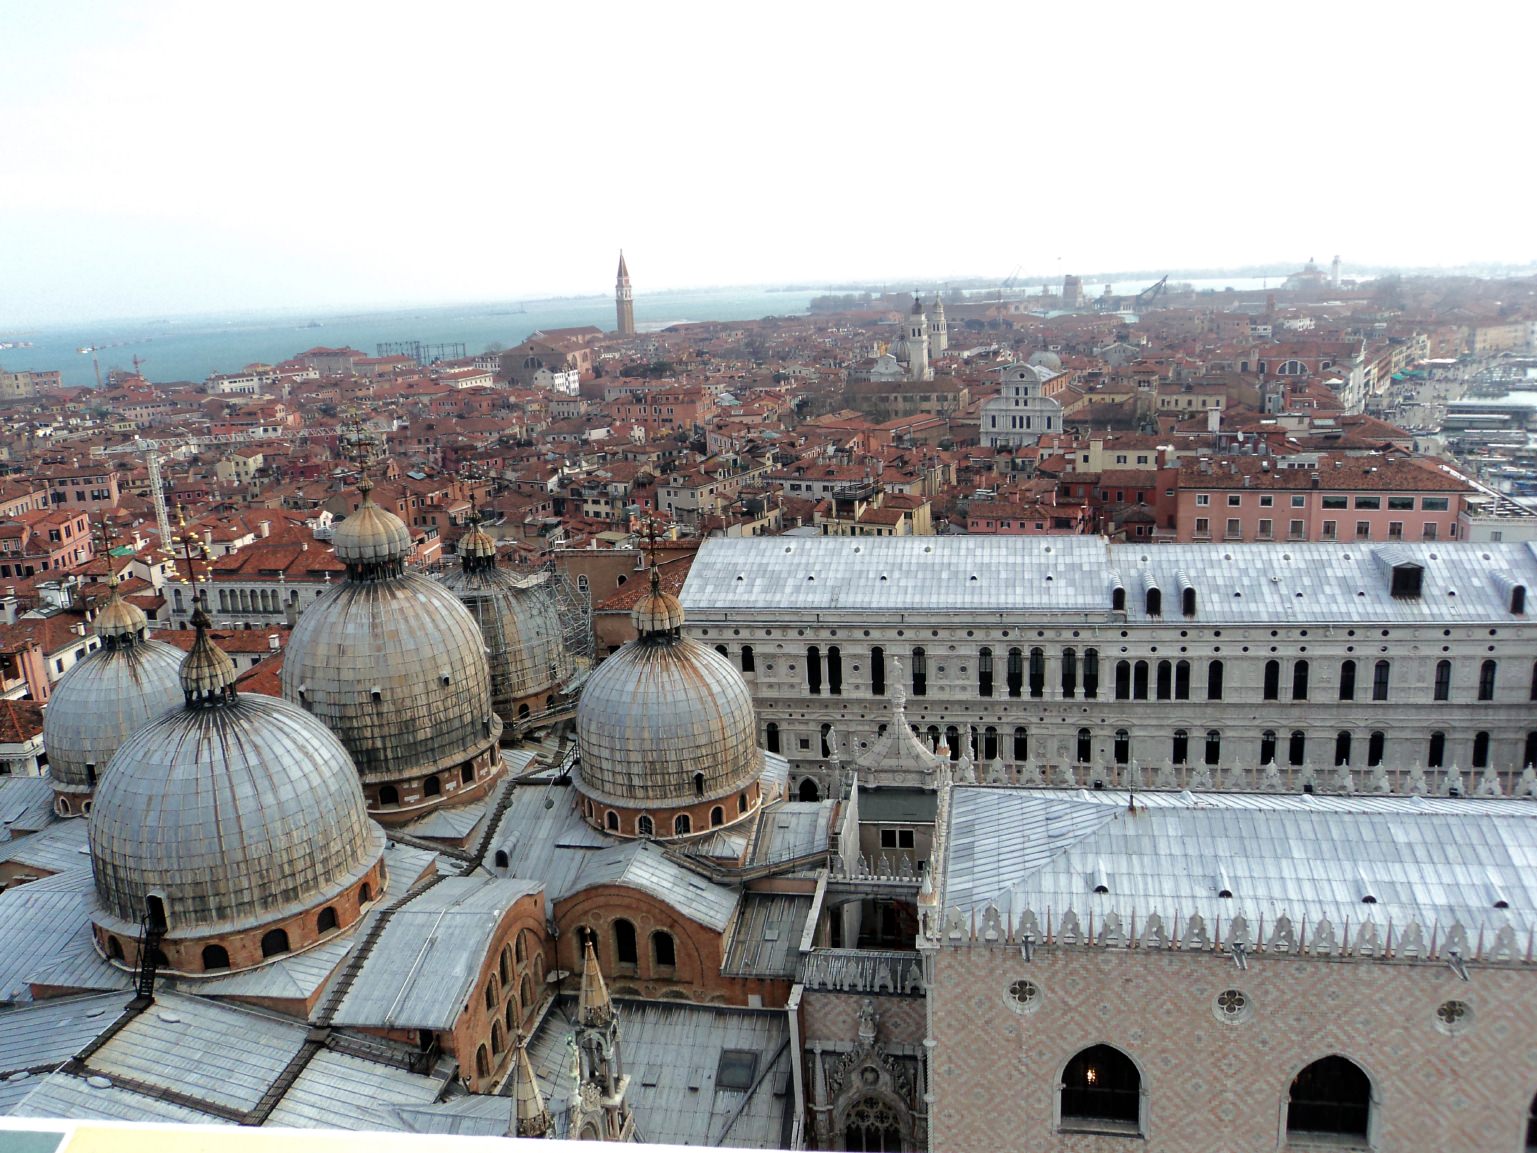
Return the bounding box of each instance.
[1092,861,1110,894]
[1215,867,1234,899]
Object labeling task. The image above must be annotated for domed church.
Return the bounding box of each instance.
[438,515,571,730]
[281,478,504,822]
[88,603,387,977]
[574,568,765,839]
[43,572,184,818]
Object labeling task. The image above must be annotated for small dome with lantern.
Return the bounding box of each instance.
[574,568,761,834]
[281,478,503,821]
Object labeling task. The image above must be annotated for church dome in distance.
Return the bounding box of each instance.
[438,516,571,724]
[44,580,185,815]
[1027,349,1062,372]
[576,570,758,813]
[89,610,384,954]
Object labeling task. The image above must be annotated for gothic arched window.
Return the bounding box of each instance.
[1287,1055,1371,1142]
[1060,1044,1141,1132]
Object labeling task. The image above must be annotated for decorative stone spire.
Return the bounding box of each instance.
[578,932,613,1029]
[509,1030,552,1139]
[570,929,634,1142]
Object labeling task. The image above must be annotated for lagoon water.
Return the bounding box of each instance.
[1,277,1278,388]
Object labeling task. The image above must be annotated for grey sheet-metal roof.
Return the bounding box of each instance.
[0,877,101,1004]
[525,996,793,1149]
[22,883,133,997]
[8,1070,235,1125]
[748,801,833,867]
[0,993,126,1076]
[329,875,543,1030]
[396,789,494,840]
[722,892,813,978]
[943,787,1537,936]
[572,842,739,932]
[87,992,306,1114]
[682,537,1537,624]
[0,818,89,875]
[482,784,605,907]
[0,777,57,838]
[264,1048,444,1130]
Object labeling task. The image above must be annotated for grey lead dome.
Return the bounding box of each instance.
[282,486,501,783]
[89,686,382,933]
[576,582,757,805]
[438,534,569,723]
[44,586,185,796]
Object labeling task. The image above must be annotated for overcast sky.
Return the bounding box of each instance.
[3,1,1532,326]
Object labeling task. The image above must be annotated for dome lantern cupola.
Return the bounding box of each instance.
[332,477,414,581]
[179,600,238,706]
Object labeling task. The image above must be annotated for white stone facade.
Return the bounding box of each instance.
[680,538,1537,801]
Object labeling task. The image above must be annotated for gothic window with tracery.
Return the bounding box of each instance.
[843,1096,903,1152]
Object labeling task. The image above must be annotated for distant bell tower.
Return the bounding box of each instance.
[615,251,636,336]
[906,294,931,382]
[930,294,948,357]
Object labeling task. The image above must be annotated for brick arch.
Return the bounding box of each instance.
[554,886,716,991]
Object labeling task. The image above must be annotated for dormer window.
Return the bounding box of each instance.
[1390,563,1422,598]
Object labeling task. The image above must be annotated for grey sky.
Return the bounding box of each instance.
[3,1,1532,326]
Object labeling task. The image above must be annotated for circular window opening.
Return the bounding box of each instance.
[1213,989,1251,1023]
[1006,978,1041,1014]
[1434,1000,1472,1035]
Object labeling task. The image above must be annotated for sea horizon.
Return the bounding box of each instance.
[4,276,1282,388]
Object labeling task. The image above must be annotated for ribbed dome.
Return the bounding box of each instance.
[90,651,383,934]
[281,571,501,784]
[576,633,758,805]
[333,482,414,575]
[439,562,569,722]
[44,595,184,796]
[1027,349,1062,372]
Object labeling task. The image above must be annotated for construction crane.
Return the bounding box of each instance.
[1133,276,1169,308]
[92,427,326,555]
[995,264,1023,311]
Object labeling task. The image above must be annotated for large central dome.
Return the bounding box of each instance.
[575,573,759,824]
[281,480,503,821]
[89,610,385,974]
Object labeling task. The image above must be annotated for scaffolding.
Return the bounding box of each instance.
[375,340,468,365]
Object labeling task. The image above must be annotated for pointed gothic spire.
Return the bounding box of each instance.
[509,1030,552,1139]
[578,932,614,1028]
